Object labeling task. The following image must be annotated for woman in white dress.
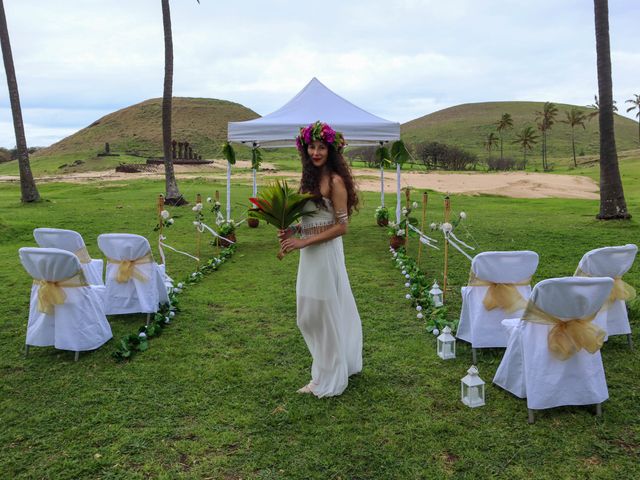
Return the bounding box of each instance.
[279,121,363,398]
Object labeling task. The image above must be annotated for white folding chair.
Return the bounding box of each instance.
[457,251,539,363]
[19,247,112,361]
[575,244,637,346]
[97,233,169,321]
[33,228,104,285]
[493,276,614,423]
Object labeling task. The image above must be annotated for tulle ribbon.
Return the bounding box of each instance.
[521,301,605,361]
[34,271,88,315]
[468,271,531,313]
[73,246,92,264]
[107,252,154,283]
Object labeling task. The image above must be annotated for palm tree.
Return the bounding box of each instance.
[160,0,199,205]
[593,0,629,219]
[587,94,618,121]
[561,107,587,167]
[0,0,40,202]
[483,132,499,157]
[535,102,558,170]
[495,113,513,160]
[625,94,640,144]
[512,126,538,168]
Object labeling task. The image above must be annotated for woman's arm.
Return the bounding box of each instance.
[280,175,349,252]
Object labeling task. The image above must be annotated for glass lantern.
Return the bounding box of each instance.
[437,326,456,360]
[461,365,485,408]
[430,281,443,307]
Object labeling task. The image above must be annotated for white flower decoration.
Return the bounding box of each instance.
[192,203,203,212]
[459,211,467,219]
[401,270,407,275]
[168,218,174,225]
[206,197,212,203]
[416,305,423,312]
[402,208,408,215]
[432,328,440,336]
[160,210,170,219]
[397,229,404,236]
[412,201,418,209]
[441,222,453,233]
[405,282,410,287]
[214,201,221,207]
[177,283,184,288]
[405,294,412,299]
[169,311,175,318]
[405,274,410,279]
[429,222,437,231]
[139,332,147,339]
[417,313,423,319]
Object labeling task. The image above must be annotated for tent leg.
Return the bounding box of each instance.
[527,409,535,424]
[627,334,633,349]
[472,348,477,365]
[24,344,29,358]
[74,351,80,362]
[595,403,602,416]
[146,313,151,326]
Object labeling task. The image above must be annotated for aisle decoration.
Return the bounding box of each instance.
[248,180,314,259]
[375,205,390,227]
[461,365,486,408]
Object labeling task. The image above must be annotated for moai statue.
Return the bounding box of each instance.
[184,142,190,160]
[171,140,177,159]
[105,142,110,154]
[178,142,184,159]
[188,146,193,160]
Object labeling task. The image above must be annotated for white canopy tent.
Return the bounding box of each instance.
[225,78,403,221]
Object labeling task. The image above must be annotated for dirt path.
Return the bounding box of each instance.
[0,163,599,199]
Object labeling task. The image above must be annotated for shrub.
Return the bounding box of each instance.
[486,156,525,171]
[413,141,479,171]
[344,146,378,167]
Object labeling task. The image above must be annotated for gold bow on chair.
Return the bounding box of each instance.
[521,301,605,361]
[107,252,154,283]
[73,246,92,264]
[468,271,531,313]
[34,271,88,315]
[574,267,636,304]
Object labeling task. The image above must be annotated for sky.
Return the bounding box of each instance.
[0,0,639,148]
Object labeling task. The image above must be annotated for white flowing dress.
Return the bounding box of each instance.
[296,198,363,397]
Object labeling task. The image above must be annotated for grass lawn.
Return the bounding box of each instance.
[0,172,638,479]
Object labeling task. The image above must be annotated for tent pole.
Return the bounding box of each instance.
[395,163,401,223]
[379,141,384,208]
[226,161,231,221]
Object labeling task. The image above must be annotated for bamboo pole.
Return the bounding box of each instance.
[417,191,428,267]
[443,196,451,303]
[404,187,411,250]
[195,193,202,269]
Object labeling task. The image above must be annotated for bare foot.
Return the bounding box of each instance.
[296,382,316,394]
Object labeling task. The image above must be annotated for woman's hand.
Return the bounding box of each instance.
[280,237,307,253]
[277,227,294,241]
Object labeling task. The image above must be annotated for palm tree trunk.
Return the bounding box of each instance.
[571,127,577,167]
[594,0,630,219]
[0,0,39,203]
[161,0,184,205]
[499,135,503,160]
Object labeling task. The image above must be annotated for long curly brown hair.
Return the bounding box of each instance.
[299,142,359,216]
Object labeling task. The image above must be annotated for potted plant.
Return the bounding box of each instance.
[217,220,236,247]
[388,223,406,249]
[375,205,389,227]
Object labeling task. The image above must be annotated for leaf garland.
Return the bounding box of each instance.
[251,146,263,170]
[222,142,236,165]
[391,140,410,165]
[112,245,236,361]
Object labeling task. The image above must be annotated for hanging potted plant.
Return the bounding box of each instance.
[375,205,390,227]
[388,222,406,249]
[217,220,236,247]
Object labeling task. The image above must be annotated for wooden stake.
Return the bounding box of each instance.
[417,191,428,267]
[196,193,202,269]
[405,187,411,250]
[157,194,165,237]
[443,196,451,303]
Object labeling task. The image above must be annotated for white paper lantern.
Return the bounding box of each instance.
[430,281,443,307]
[437,326,456,360]
[461,365,485,408]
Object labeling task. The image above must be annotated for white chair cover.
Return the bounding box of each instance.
[97,233,169,315]
[577,244,637,336]
[19,247,112,352]
[457,251,539,348]
[493,276,613,410]
[33,228,104,286]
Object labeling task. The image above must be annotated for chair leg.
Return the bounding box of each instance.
[627,334,633,349]
[596,403,602,416]
[74,351,80,362]
[146,313,151,326]
[472,348,477,365]
[24,344,29,358]
[527,409,535,424]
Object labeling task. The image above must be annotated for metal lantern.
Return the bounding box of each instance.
[461,365,485,408]
[437,326,456,360]
[430,281,443,307]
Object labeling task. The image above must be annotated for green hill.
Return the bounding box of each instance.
[36,96,256,159]
[401,101,639,158]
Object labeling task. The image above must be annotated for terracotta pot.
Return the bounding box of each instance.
[219,233,236,248]
[389,234,406,250]
[247,218,259,228]
[377,218,389,227]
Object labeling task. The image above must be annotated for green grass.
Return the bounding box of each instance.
[0,174,639,479]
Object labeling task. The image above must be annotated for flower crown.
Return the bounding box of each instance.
[295,121,346,153]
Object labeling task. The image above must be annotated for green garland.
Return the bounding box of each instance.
[390,246,457,334]
[112,245,236,361]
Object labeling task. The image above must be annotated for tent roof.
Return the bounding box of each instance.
[227,77,400,147]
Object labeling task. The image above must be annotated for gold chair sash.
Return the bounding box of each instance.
[521,301,605,361]
[574,267,636,304]
[33,271,88,315]
[107,252,154,283]
[73,246,92,264]
[468,271,531,313]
